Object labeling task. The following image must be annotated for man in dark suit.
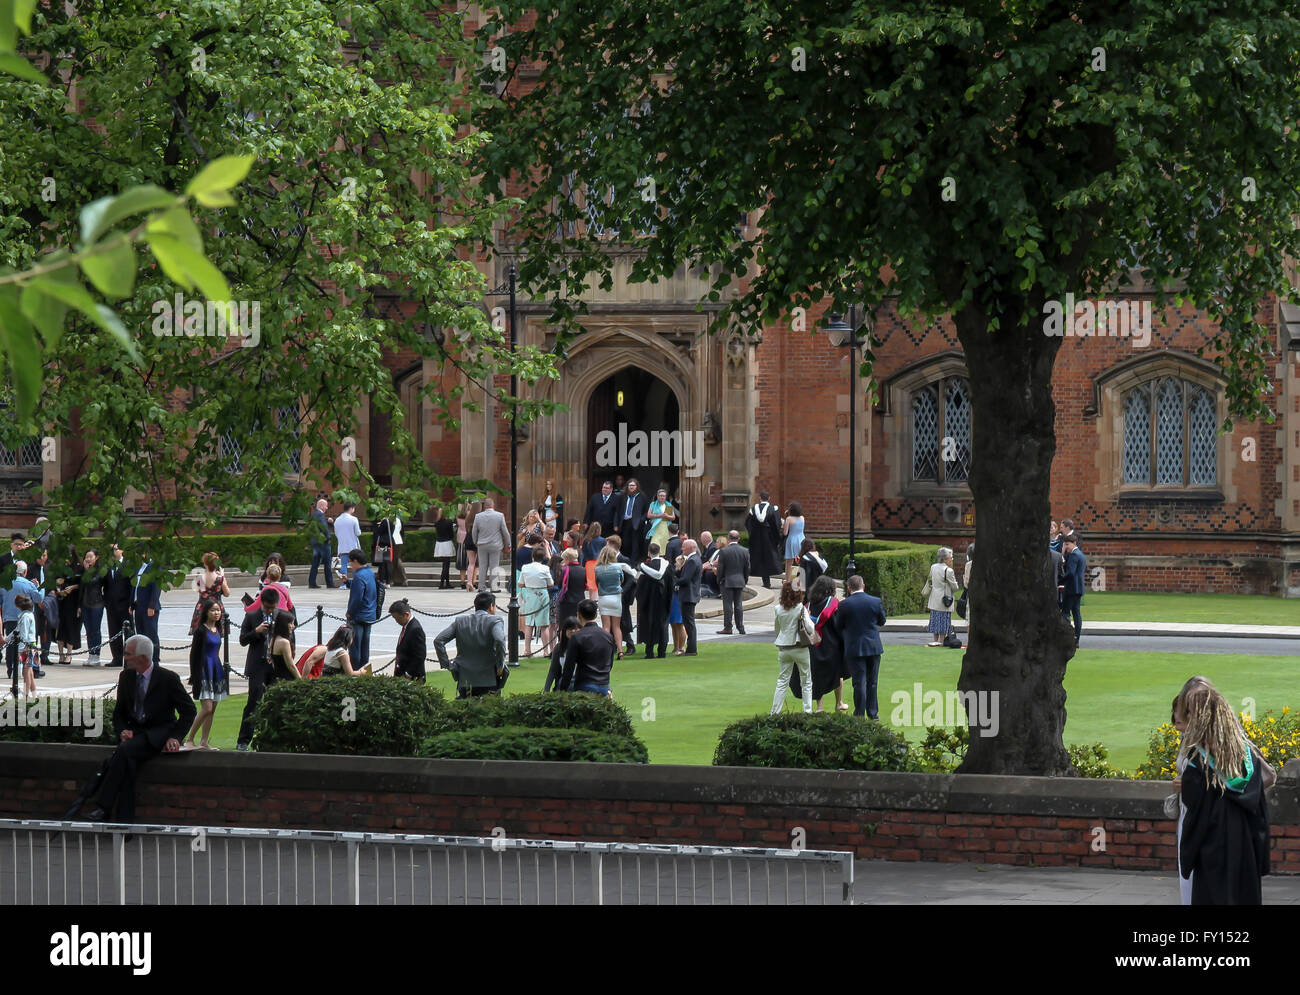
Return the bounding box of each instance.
[308,498,337,589]
[716,532,750,635]
[1060,533,1087,647]
[698,530,721,598]
[236,588,282,751]
[833,575,887,719]
[103,544,133,668]
[617,478,650,562]
[584,480,620,539]
[74,634,195,823]
[389,599,426,681]
[132,558,162,666]
[664,523,683,562]
[558,599,617,694]
[674,539,702,655]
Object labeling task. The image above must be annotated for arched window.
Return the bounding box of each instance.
[912,375,971,485]
[1121,377,1217,488]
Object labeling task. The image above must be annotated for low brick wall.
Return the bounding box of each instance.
[3,744,1297,873]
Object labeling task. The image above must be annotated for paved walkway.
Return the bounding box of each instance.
[854,860,1300,904]
[9,571,1300,700]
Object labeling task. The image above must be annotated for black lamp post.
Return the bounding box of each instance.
[477,264,521,664]
[826,307,870,578]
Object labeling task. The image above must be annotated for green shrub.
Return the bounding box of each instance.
[1136,707,1300,781]
[421,726,649,763]
[913,724,969,772]
[1068,742,1131,779]
[1135,722,1181,781]
[712,712,913,771]
[252,676,446,756]
[0,697,117,745]
[429,692,638,738]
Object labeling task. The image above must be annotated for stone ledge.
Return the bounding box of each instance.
[4,743,1295,823]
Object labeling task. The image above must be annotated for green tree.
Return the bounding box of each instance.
[0,0,555,575]
[476,2,1300,773]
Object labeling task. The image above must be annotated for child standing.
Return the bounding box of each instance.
[14,594,37,696]
[1175,676,1271,905]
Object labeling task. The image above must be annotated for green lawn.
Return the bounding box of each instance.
[898,591,1300,625]
[203,642,1297,773]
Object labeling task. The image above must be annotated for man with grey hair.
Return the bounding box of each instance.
[4,558,42,680]
[72,633,195,823]
[471,496,512,593]
[308,497,336,589]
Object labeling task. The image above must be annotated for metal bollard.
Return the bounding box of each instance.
[222,615,230,667]
[316,604,323,645]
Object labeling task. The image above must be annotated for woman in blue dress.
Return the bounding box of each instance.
[184,599,229,750]
[669,554,686,655]
[782,501,806,582]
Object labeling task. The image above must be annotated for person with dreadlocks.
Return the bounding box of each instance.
[1175,676,1272,905]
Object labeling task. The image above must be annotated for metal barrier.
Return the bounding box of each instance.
[0,819,853,905]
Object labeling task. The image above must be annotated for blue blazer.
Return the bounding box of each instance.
[1062,548,1087,597]
[133,563,161,616]
[833,591,886,658]
[347,565,379,622]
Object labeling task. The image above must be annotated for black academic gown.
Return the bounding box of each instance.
[791,596,847,700]
[1179,746,1270,905]
[745,503,783,578]
[636,557,672,653]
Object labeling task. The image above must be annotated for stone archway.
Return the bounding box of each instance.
[522,324,710,535]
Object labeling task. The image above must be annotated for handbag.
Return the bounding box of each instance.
[373,545,391,565]
[955,589,968,619]
[794,607,820,648]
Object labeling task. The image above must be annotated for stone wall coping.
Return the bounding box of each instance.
[7,743,1296,823]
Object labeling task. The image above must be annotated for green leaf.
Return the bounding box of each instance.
[184,155,255,198]
[0,52,44,82]
[193,188,237,208]
[0,286,41,423]
[79,240,136,299]
[145,206,203,253]
[79,185,177,246]
[26,278,140,363]
[145,233,229,302]
[145,233,192,289]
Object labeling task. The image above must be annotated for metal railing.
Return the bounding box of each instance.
[0,819,854,905]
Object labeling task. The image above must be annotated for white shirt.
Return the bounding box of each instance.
[391,515,403,545]
[335,512,362,555]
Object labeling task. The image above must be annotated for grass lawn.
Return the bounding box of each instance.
[896,591,1300,625]
[203,642,1297,774]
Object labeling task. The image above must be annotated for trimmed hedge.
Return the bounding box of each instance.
[421,726,649,763]
[713,712,913,771]
[739,534,933,615]
[0,697,117,745]
[428,692,638,738]
[252,676,446,756]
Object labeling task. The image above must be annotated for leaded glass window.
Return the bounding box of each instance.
[912,376,972,485]
[1120,377,1218,489]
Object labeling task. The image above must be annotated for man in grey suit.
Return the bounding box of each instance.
[674,539,702,655]
[433,591,507,697]
[716,531,750,635]
[470,496,512,593]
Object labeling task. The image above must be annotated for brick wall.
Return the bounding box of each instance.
[4,745,1296,874]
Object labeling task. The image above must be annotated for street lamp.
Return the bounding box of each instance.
[826,306,870,578]
[479,264,521,664]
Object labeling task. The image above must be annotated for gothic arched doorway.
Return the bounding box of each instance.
[586,368,682,502]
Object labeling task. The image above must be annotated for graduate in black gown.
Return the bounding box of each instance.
[790,575,849,710]
[1177,677,1271,905]
[745,493,783,589]
[635,542,673,659]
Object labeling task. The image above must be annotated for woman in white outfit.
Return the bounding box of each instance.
[771,581,815,714]
[921,547,959,647]
[519,545,555,657]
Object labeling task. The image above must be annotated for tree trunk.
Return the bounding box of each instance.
[954,296,1076,775]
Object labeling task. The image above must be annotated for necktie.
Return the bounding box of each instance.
[136,672,148,721]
